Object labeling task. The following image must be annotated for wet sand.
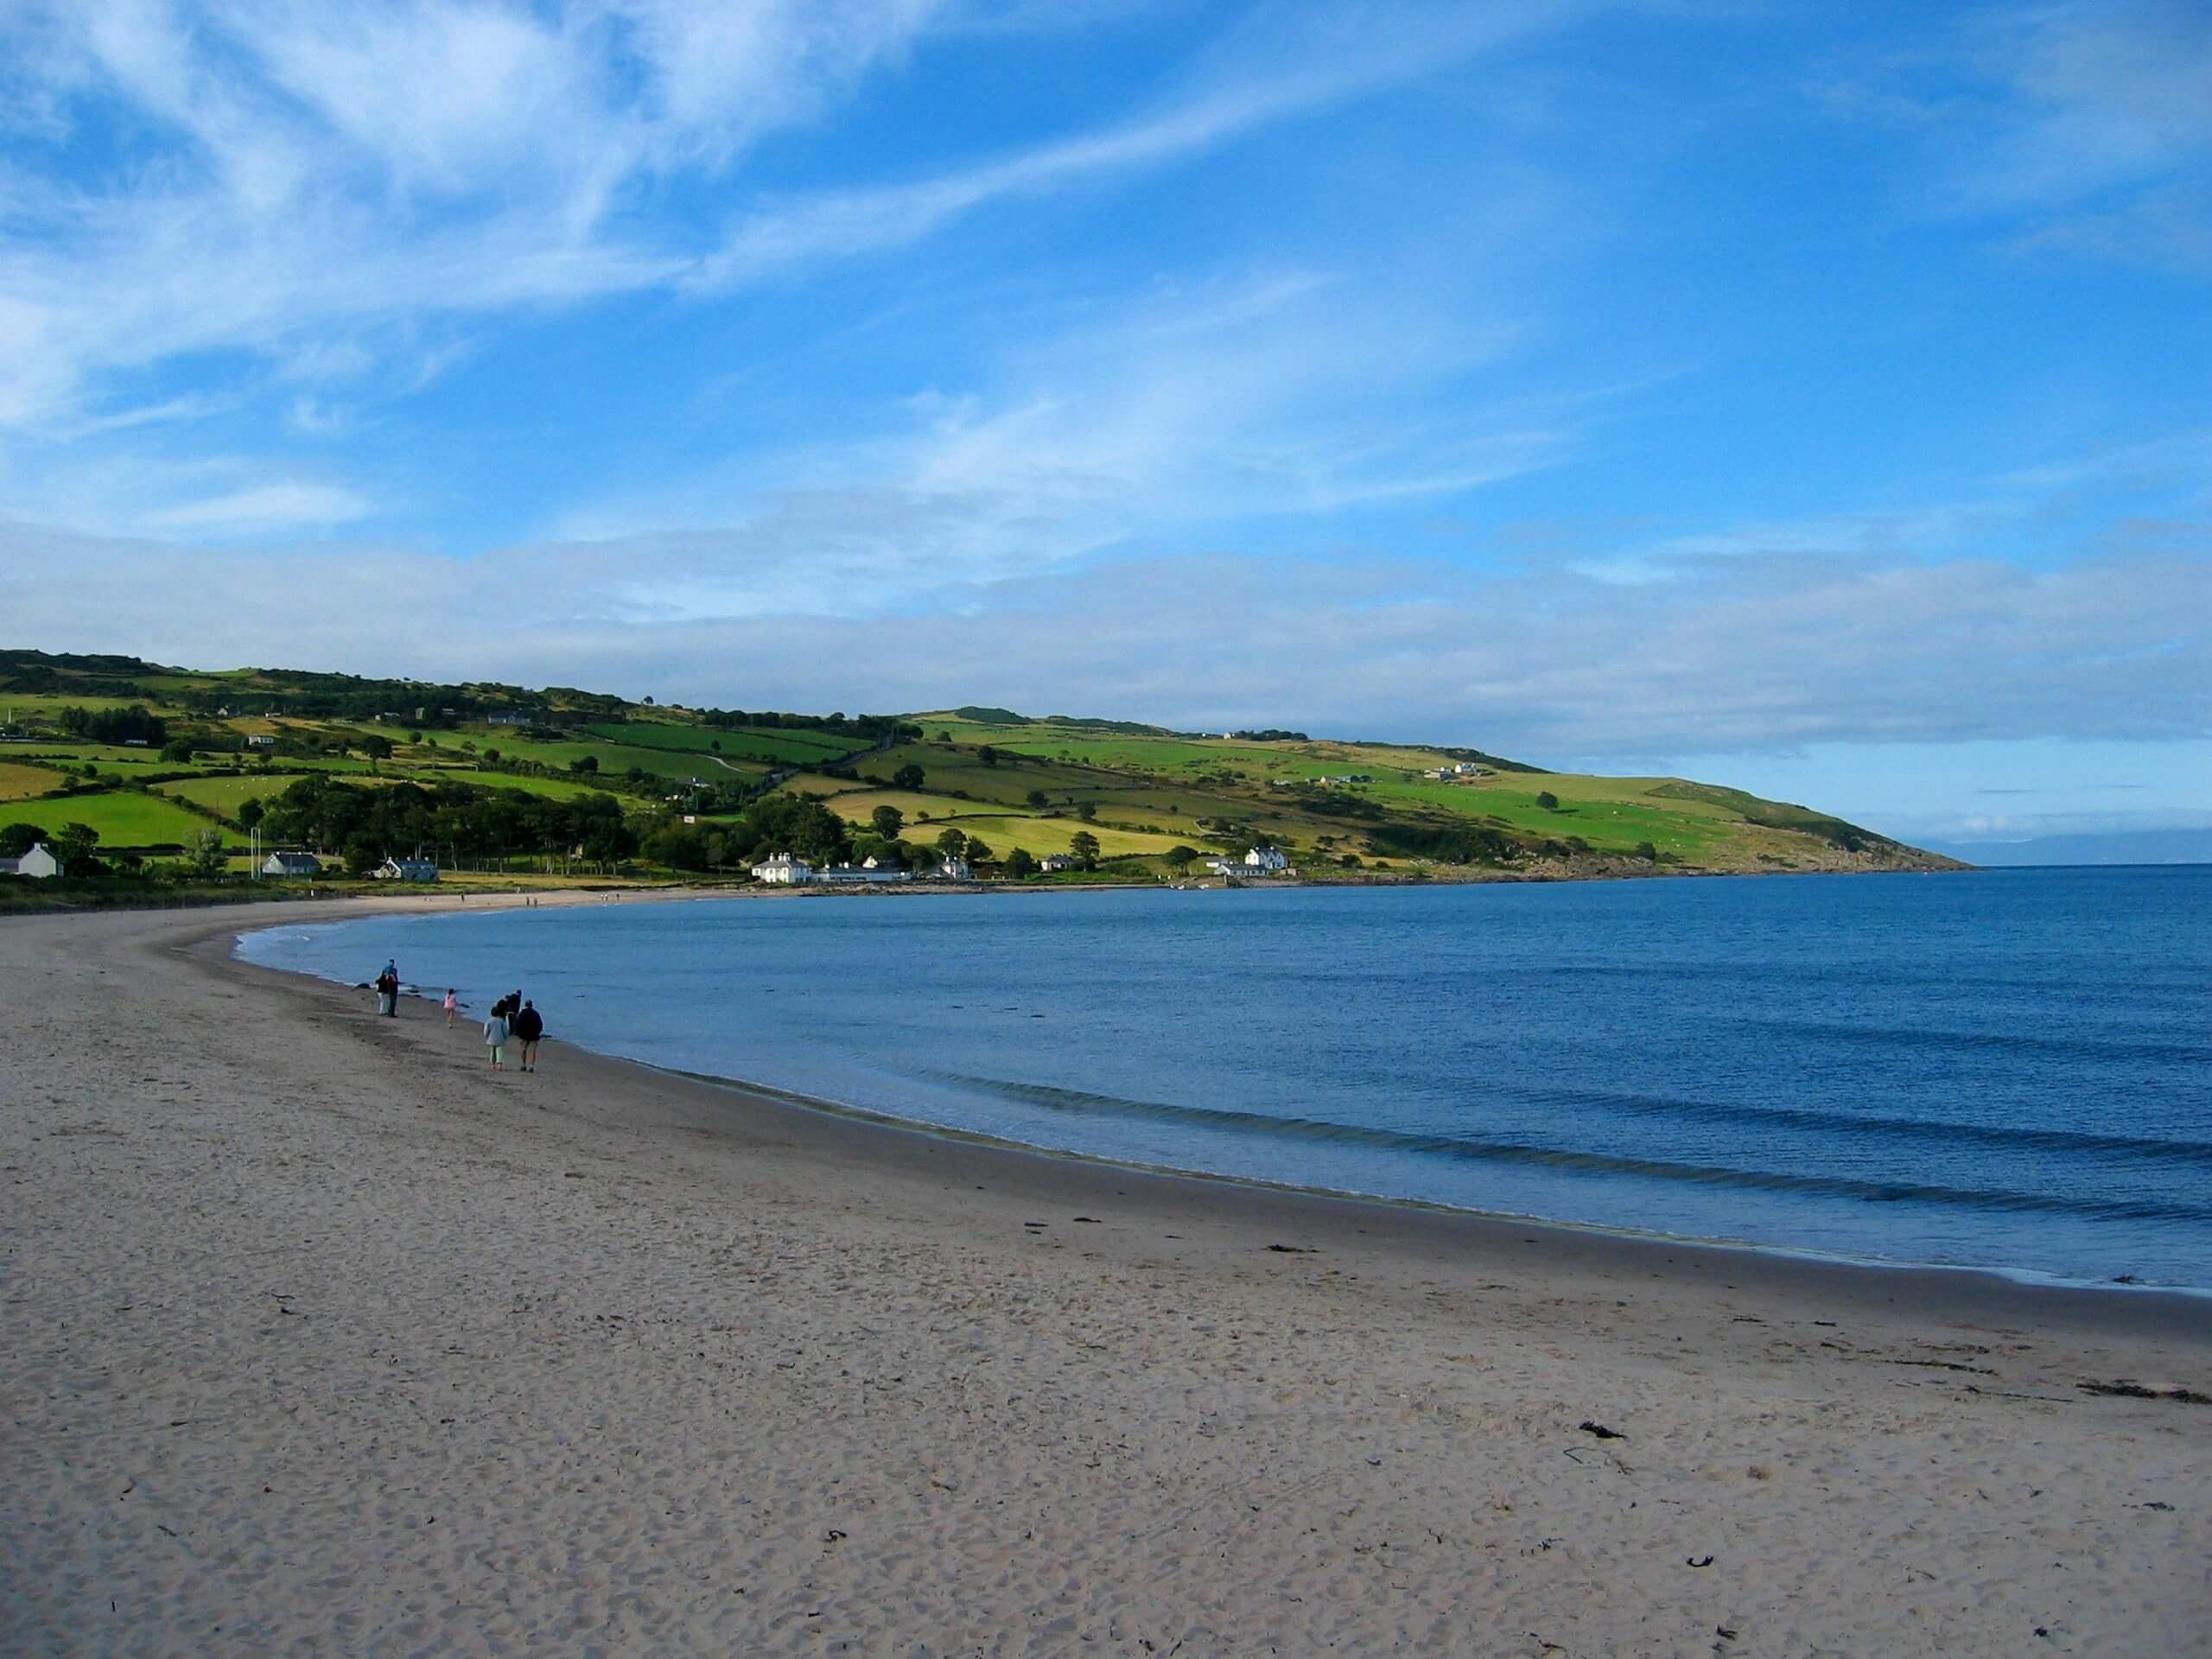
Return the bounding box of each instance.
[3,897,2206,1655]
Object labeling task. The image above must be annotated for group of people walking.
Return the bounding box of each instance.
[482,989,544,1073]
[370,960,545,1074]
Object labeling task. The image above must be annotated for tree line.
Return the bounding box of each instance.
[254,776,639,873]
[55,704,168,745]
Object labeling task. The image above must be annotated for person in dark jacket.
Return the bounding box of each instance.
[512,999,544,1071]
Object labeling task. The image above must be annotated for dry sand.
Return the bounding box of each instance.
[3,897,2207,1656]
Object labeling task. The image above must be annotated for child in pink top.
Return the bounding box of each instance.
[442,988,457,1026]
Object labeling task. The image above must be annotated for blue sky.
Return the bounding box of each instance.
[0,0,2206,849]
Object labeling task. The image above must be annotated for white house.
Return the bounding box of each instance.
[0,842,60,879]
[1039,854,1077,873]
[373,857,440,882]
[934,856,972,880]
[261,851,322,877]
[1206,844,1291,877]
[817,861,911,883]
[245,734,276,748]
[751,852,814,885]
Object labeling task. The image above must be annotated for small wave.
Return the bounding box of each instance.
[1547,961,2209,998]
[925,1069,2212,1226]
[1506,1084,2212,1168]
[1746,1018,2209,1069]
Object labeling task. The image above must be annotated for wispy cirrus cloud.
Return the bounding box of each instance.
[690,2,1580,288]
[0,0,1573,433]
[143,480,368,533]
[0,0,957,427]
[1821,0,2212,269]
[549,261,1573,596]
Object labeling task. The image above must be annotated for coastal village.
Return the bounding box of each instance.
[0,649,1953,906]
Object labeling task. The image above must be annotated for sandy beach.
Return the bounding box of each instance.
[3,898,2206,1656]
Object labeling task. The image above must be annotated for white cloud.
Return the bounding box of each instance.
[1957,0,2212,213]
[548,260,1567,592]
[143,481,368,531]
[690,1,1575,289]
[0,1,954,428]
[1826,0,2212,269]
[5,512,2204,762]
[0,0,1576,435]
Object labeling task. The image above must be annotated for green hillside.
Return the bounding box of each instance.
[0,648,1962,884]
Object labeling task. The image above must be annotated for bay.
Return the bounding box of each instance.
[237,867,2212,1292]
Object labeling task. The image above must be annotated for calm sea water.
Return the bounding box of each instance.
[237,868,2212,1291]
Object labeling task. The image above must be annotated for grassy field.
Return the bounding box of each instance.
[918,717,1465,781]
[153,774,322,817]
[0,761,63,802]
[936,814,1192,859]
[3,743,209,770]
[464,772,652,804]
[10,789,236,847]
[0,692,153,721]
[482,733,768,785]
[582,721,855,767]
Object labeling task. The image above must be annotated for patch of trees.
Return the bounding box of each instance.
[1037,715,1173,736]
[57,704,167,745]
[0,650,156,697]
[540,687,629,720]
[1796,818,1885,854]
[699,708,920,745]
[176,668,543,724]
[1231,729,1308,742]
[257,775,638,868]
[1301,791,1383,821]
[1,819,104,874]
[741,793,855,866]
[1367,823,1521,865]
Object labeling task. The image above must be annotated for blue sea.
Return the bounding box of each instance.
[235,868,2212,1293]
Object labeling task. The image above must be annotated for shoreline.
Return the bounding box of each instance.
[0,846,1974,921]
[230,890,2209,1314]
[6,899,2207,1652]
